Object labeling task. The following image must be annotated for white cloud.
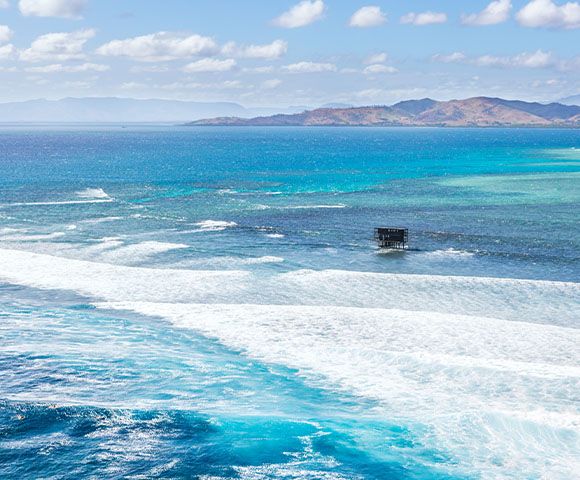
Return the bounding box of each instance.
[261,78,282,89]
[241,66,275,74]
[220,80,242,89]
[25,62,110,73]
[462,0,512,26]
[348,6,387,27]
[221,40,288,60]
[505,49,555,67]
[19,0,87,19]
[157,80,243,90]
[432,52,468,63]
[271,0,326,28]
[182,58,236,73]
[120,82,147,90]
[130,64,170,73]
[354,87,427,101]
[516,0,580,29]
[62,80,93,89]
[0,1,9,9]
[401,11,447,25]
[362,64,397,74]
[20,29,96,62]
[0,25,13,44]
[364,52,388,64]
[96,32,218,62]
[0,43,15,60]
[282,61,337,73]
[432,49,556,68]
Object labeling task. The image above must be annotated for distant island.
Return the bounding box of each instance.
[187,97,580,128]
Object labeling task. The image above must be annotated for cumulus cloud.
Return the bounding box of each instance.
[25,62,110,73]
[0,25,13,44]
[432,52,468,63]
[261,78,282,89]
[362,64,397,74]
[401,11,447,25]
[96,32,218,62]
[120,82,147,90]
[271,0,326,28]
[348,6,387,27]
[0,43,15,60]
[19,0,87,19]
[221,40,288,60]
[130,64,170,73]
[241,66,275,74]
[462,0,512,25]
[157,80,243,90]
[282,61,337,73]
[516,0,580,29]
[364,52,388,64]
[182,58,236,73]
[432,49,556,68]
[354,87,427,101]
[20,29,96,62]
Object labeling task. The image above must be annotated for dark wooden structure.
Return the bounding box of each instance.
[374,227,408,249]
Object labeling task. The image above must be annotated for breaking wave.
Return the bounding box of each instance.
[0,247,579,479]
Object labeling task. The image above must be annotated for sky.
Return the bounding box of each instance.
[1,0,580,106]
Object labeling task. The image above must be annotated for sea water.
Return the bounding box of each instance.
[0,126,578,479]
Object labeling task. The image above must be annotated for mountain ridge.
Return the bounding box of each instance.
[0,97,314,123]
[189,96,580,128]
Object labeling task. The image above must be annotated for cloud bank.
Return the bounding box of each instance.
[96,32,218,62]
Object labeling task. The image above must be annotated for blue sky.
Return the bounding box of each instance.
[1,0,580,106]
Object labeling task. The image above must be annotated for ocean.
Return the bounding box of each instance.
[0,126,579,480]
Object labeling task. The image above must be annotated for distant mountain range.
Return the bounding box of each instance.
[1,95,580,125]
[0,97,311,123]
[559,94,580,106]
[189,97,580,128]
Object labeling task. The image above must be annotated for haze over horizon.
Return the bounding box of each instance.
[1,0,580,107]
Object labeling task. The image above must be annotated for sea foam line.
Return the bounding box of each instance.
[0,199,114,207]
[94,301,580,480]
[0,248,578,326]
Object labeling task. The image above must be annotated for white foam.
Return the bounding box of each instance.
[79,216,123,224]
[94,241,190,265]
[0,247,578,478]
[0,248,251,303]
[0,231,66,241]
[0,248,578,326]
[280,205,346,210]
[237,255,284,264]
[420,248,475,258]
[1,199,113,207]
[96,301,580,480]
[274,269,580,327]
[76,188,111,200]
[194,220,238,231]
[266,233,285,238]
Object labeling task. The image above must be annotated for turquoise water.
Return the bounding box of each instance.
[0,126,579,479]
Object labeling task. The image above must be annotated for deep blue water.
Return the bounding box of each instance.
[0,126,579,479]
